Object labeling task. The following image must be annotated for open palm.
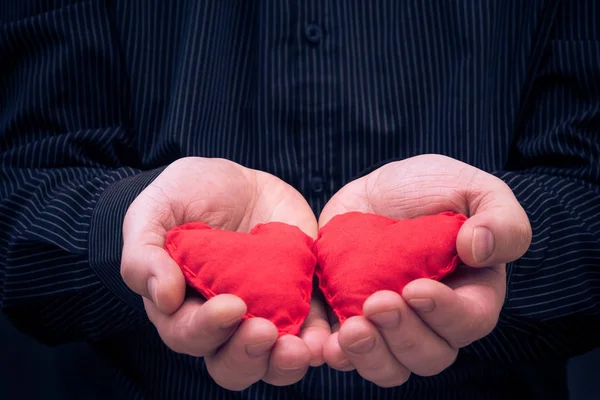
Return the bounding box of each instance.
[319,154,530,387]
[121,157,330,390]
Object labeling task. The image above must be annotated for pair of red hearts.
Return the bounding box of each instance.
[165,211,467,337]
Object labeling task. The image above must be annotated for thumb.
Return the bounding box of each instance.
[121,194,187,315]
[456,192,532,267]
[123,244,187,314]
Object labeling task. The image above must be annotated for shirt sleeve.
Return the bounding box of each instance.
[465,2,600,362]
[0,1,163,345]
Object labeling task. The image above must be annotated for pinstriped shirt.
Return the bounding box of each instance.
[1,1,599,399]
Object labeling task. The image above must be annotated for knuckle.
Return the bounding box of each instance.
[170,314,202,343]
[360,355,388,372]
[166,319,211,357]
[163,329,187,353]
[430,314,455,332]
[389,338,418,354]
[173,316,195,343]
[219,353,265,384]
[358,357,399,382]
[157,330,187,355]
[220,351,243,374]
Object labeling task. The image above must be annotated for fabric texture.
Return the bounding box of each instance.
[315,212,467,323]
[165,222,316,336]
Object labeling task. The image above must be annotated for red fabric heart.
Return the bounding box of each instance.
[164,222,316,336]
[314,211,467,324]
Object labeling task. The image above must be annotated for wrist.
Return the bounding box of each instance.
[88,167,167,311]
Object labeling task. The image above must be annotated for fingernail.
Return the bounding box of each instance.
[369,310,401,328]
[246,340,275,357]
[147,277,159,307]
[407,298,436,313]
[338,359,352,369]
[472,226,495,263]
[220,316,242,329]
[347,336,375,354]
[277,364,305,373]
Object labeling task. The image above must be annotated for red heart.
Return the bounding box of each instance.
[314,211,467,324]
[164,222,316,336]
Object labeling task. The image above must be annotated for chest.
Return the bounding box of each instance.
[112,0,558,196]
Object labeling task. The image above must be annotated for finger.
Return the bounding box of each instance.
[262,335,311,386]
[322,332,355,371]
[457,187,531,267]
[145,294,247,356]
[121,190,187,314]
[402,268,505,349]
[300,296,331,367]
[364,291,458,377]
[205,317,278,391]
[326,302,341,333]
[338,316,411,388]
[331,320,341,333]
[121,244,187,314]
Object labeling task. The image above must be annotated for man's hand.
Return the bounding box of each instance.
[319,154,531,387]
[120,157,330,391]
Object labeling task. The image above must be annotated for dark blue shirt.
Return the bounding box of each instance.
[1,1,599,399]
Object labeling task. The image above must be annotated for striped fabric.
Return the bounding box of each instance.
[1,0,599,399]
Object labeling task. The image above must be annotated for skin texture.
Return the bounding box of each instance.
[319,154,532,387]
[121,154,532,390]
[120,157,330,391]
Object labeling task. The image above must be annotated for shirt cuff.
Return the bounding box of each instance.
[89,167,166,312]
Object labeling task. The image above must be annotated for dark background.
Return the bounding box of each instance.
[1,312,598,399]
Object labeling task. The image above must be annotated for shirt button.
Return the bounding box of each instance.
[310,176,324,193]
[304,23,323,44]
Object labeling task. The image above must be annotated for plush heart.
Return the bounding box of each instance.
[314,211,467,324]
[164,222,316,336]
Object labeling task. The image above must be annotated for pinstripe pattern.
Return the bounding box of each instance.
[1,1,599,398]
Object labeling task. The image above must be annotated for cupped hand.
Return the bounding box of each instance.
[319,154,531,387]
[120,157,330,390]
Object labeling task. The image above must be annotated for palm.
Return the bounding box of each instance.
[138,157,329,365]
[319,155,487,224]
[313,155,530,388]
[146,157,317,235]
[319,154,506,295]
